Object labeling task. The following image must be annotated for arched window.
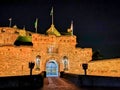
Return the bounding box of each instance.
[35,55,41,70]
[62,56,68,71]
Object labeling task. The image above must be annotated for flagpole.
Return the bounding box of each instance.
[52,9,53,25]
[36,22,37,33]
[50,7,54,25]
[52,11,53,32]
[9,18,12,27]
[72,21,73,35]
[50,7,54,32]
[36,18,38,33]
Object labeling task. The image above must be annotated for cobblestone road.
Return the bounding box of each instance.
[41,77,80,90]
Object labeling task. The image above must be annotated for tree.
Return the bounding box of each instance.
[92,50,103,60]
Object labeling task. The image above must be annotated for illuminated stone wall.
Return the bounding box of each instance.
[0,46,39,76]
[87,58,120,77]
[0,27,120,78]
[0,27,120,77]
[0,27,92,77]
[0,27,19,46]
[32,33,92,75]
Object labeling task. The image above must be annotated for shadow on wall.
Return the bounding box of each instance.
[14,40,33,46]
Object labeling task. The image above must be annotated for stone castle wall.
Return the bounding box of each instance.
[0,27,19,46]
[0,46,39,76]
[1,27,119,77]
[0,45,92,77]
[87,58,120,77]
[0,30,92,77]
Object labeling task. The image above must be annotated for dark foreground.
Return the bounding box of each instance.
[0,74,43,89]
[40,77,120,90]
[2,77,120,90]
[0,72,120,90]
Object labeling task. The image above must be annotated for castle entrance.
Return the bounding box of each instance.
[46,60,59,77]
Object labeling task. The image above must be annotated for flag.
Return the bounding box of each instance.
[34,18,38,29]
[70,20,73,31]
[9,18,12,27]
[50,7,53,16]
[34,18,38,33]
[70,20,73,35]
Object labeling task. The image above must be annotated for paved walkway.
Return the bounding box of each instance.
[41,77,80,90]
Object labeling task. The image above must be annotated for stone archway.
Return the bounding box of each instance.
[46,60,59,77]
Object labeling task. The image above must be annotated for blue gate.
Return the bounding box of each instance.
[46,60,58,77]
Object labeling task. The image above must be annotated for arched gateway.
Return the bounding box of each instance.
[46,60,59,77]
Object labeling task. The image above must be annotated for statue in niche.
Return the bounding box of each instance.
[63,56,68,71]
[36,55,41,70]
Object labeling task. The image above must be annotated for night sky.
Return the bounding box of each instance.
[0,0,120,59]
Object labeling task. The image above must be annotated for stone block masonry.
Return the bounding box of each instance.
[2,26,120,77]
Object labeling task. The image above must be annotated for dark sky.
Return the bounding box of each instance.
[0,0,120,59]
